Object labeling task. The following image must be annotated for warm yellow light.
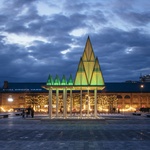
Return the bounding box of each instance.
[0,107,6,112]
[8,108,13,112]
[44,105,48,108]
[120,107,136,112]
[83,104,85,109]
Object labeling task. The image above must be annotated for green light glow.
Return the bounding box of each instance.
[61,75,67,85]
[54,75,60,85]
[68,74,73,85]
[46,75,53,85]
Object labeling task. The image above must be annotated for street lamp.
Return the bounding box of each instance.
[7,95,13,112]
[140,84,144,91]
[140,84,144,109]
[8,95,13,102]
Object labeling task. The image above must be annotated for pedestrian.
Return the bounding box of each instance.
[22,109,25,118]
[31,107,34,118]
[26,106,31,117]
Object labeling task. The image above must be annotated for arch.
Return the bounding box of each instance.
[117,95,122,99]
[124,95,130,99]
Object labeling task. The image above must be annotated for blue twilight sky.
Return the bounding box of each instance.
[0,0,150,85]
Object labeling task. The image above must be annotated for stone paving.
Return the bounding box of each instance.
[0,114,150,150]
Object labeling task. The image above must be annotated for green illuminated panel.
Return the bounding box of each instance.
[61,75,67,85]
[54,75,60,85]
[46,75,53,85]
[46,36,105,88]
[83,61,95,83]
[68,74,73,85]
[90,58,104,85]
[74,59,88,85]
[74,37,105,86]
[90,71,104,85]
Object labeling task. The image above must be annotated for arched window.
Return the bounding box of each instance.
[117,95,122,99]
[124,95,130,99]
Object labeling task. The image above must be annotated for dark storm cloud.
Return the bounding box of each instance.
[118,12,150,26]
[64,2,90,12]
[27,41,69,60]
[90,28,150,81]
[0,0,149,85]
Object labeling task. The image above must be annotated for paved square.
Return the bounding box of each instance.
[0,114,150,150]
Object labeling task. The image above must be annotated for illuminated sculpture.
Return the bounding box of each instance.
[44,37,105,119]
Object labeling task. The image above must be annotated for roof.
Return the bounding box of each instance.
[103,82,150,93]
[1,82,150,93]
[1,82,47,93]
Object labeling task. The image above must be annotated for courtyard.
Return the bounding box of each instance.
[0,113,150,150]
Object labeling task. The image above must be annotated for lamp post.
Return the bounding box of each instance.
[7,95,13,112]
[8,95,13,102]
[140,84,144,108]
[140,84,144,92]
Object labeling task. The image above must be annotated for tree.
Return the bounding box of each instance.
[107,95,118,113]
[25,94,48,111]
[25,93,38,109]
[97,95,118,113]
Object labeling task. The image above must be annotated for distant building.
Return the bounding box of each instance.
[140,74,150,82]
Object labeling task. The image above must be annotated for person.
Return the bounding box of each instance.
[31,107,34,118]
[22,109,25,118]
[26,106,31,117]
[113,107,116,113]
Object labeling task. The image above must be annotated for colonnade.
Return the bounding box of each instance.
[48,87,98,119]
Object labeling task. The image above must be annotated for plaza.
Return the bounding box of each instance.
[0,113,150,150]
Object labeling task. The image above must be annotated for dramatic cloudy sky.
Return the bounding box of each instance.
[0,0,150,85]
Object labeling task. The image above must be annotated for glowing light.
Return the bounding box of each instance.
[120,107,136,112]
[8,95,13,102]
[8,109,13,112]
[0,107,6,112]
[74,37,104,86]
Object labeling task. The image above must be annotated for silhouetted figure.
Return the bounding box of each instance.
[31,107,34,118]
[60,107,63,114]
[26,107,31,117]
[113,107,116,113]
[22,109,25,118]
[60,108,63,114]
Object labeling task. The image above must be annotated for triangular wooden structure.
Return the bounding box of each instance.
[74,37,105,87]
[74,58,88,85]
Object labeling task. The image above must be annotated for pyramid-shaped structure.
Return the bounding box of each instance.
[74,37,105,86]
